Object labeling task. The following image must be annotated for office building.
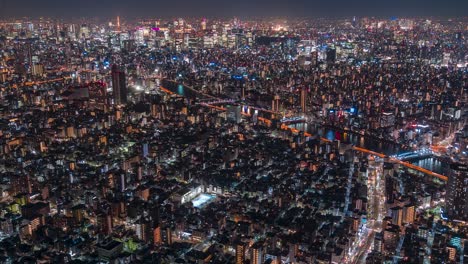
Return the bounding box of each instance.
[403,204,415,224]
[446,163,468,221]
[235,241,246,264]
[380,112,395,128]
[391,206,403,226]
[112,64,127,105]
[250,243,264,264]
[227,105,242,124]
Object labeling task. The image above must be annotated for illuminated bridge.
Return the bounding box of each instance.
[352,147,448,182]
[280,117,307,124]
[391,149,434,162]
[196,99,237,105]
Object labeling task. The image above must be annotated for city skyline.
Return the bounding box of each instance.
[0,6,466,264]
[1,0,468,19]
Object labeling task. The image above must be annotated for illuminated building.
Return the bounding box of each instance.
[227,105,242,124]
[153,226,162,245]
[235,241,246,264]
[374,232,383,252]
[116,16,121,32]
[383,225,400,254]
[201,18,207,30]
[380,112,395,128]
[0,67,7,82]
[446,246,456,262]
[272,95,280,112]
[445,163,468,221]
[403,204,415,224]
[97,212,113,235]
[417,226,429,240]
[391,206,403,226]
[72,204,85,224]
[111,64,127,105]
[31,63,44,76]
[250,243,264,264]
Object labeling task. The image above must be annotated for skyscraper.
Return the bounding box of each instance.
[227,105,242,124]
[250,243,264,264]
[235,241,246,264]
[326,47,336,63]
[390,206,403,226]
[446,163,468,221]
[112,64,127,105]
[201,18,207,31]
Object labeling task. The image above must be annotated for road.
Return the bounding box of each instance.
[347,158,385,264]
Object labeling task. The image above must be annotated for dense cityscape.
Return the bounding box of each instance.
[0,11,466,264]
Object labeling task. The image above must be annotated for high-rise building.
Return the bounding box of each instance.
[98,212,113,235]
[153,226,162,245]
[250,243,264,264]
[116,16,121,32]
[403,204,415,224]
[447,246,457,262]
[383,225,399,254]
[385,174,395,204]
[390,206,403,226]
[112,64,127,105]
[136,218,150,242]
[235,241,246,264]
[227,105,242,124]
[445,163,468,221]
[272,95,280,112]
[201,18,207,31]
[380,112,395,128]
[326,47,336,63]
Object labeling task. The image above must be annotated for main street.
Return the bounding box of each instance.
[347,157,386,264]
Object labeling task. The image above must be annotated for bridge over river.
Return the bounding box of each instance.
[160,80,448,182]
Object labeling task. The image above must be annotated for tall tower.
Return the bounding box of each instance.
[117,16,121,32]
[237,79,244,101]
[446,163,468,221]
[112,64,127,105]
[201,18,207,31]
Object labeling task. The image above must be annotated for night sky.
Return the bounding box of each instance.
[1,0,467,19]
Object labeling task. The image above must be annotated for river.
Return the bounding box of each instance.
[289,122,448,175]
[290,122,402,155]
[161,80,448,176]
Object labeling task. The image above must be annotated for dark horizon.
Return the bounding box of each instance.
[1,0,467,20]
